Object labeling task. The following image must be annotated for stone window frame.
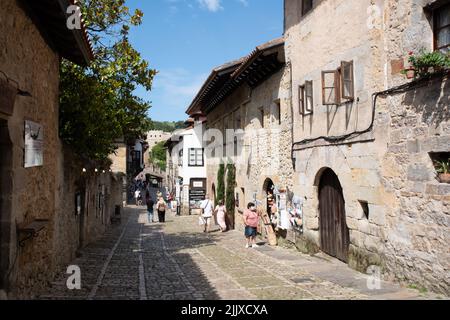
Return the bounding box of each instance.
[188,148,204,167]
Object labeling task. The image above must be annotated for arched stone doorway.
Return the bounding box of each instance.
[318,168,350,263]
[0,119,13,290]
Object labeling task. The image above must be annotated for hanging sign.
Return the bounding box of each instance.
[24,120,43,168]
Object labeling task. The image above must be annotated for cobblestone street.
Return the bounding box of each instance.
[39,207,444,300]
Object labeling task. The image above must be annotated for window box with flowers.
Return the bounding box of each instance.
[402,49,450,79]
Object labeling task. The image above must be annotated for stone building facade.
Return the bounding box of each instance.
[186,39,295,231]
[285,0,449,294]
[165,120,208,216]
[0,0,124,298]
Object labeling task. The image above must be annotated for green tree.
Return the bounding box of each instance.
[226,163,236,229]
[151,141,167,171]
[216,163,225,207]
[59,0,156,163]
[152,121,187,132]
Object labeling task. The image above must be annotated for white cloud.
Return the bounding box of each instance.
[166,0,249,13]
[197,0,223,12]
[153,68,208,112]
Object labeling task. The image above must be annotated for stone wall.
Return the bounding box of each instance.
[380,76,450,294]
[0,0,61,298]
[285,0,449,294]
[0,0,125,298]
[205,62,294,231]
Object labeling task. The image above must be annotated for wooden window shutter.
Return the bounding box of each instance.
[305,81,313,113]
[341,61,355,100]
[322,71,340,105]
[298,85,305,115]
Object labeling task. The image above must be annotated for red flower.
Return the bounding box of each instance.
[408,51,414,55]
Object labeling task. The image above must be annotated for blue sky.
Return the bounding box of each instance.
[127,0,283,122]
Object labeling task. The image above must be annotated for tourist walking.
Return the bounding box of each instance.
[156,196,167,223]
[200,194,214,233]
[146,192,155,223]
[214,200,227,232]
[243,202,260,248]
[134,189,141,206]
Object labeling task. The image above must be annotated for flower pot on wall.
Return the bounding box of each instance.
[438,173,450,184]
[406,69,415,79]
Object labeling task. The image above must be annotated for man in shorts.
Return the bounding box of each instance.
[200,194,214,233]
[243,202,260,248]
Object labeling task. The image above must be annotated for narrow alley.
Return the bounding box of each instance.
[38,207,441,300]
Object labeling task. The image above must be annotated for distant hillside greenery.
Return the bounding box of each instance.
[151,141,166,171]
[151,121,186,133]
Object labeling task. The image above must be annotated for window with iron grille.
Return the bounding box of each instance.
[188,148,204,167]
[434,3,450,52]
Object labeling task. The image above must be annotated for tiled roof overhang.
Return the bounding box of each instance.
[186,37,285,116]
[19,0,94,66]
[185,58,244,115]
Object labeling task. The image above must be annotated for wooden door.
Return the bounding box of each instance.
[319,169,350,263]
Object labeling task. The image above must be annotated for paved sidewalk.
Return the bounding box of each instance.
[38,206,445,300]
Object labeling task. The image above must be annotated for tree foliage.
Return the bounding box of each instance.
[226,163,236,228]
[152,121,186,132]
[151,141,167,171]
[216,163,225,207]
[59,0,156,163]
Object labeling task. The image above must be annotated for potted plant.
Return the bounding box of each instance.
[401,67,416,79]
[405,49,450,79]
[402,51,417,79]
[434,159,450,183]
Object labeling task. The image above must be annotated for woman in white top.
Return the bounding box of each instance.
[214,200,227,232]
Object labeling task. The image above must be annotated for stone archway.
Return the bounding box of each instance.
[0,119,13,290]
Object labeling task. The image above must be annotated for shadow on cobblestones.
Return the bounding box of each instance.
[36,209,225,300]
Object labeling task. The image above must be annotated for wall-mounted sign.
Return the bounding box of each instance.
[192,181,204,188]
[24,120,43,168]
